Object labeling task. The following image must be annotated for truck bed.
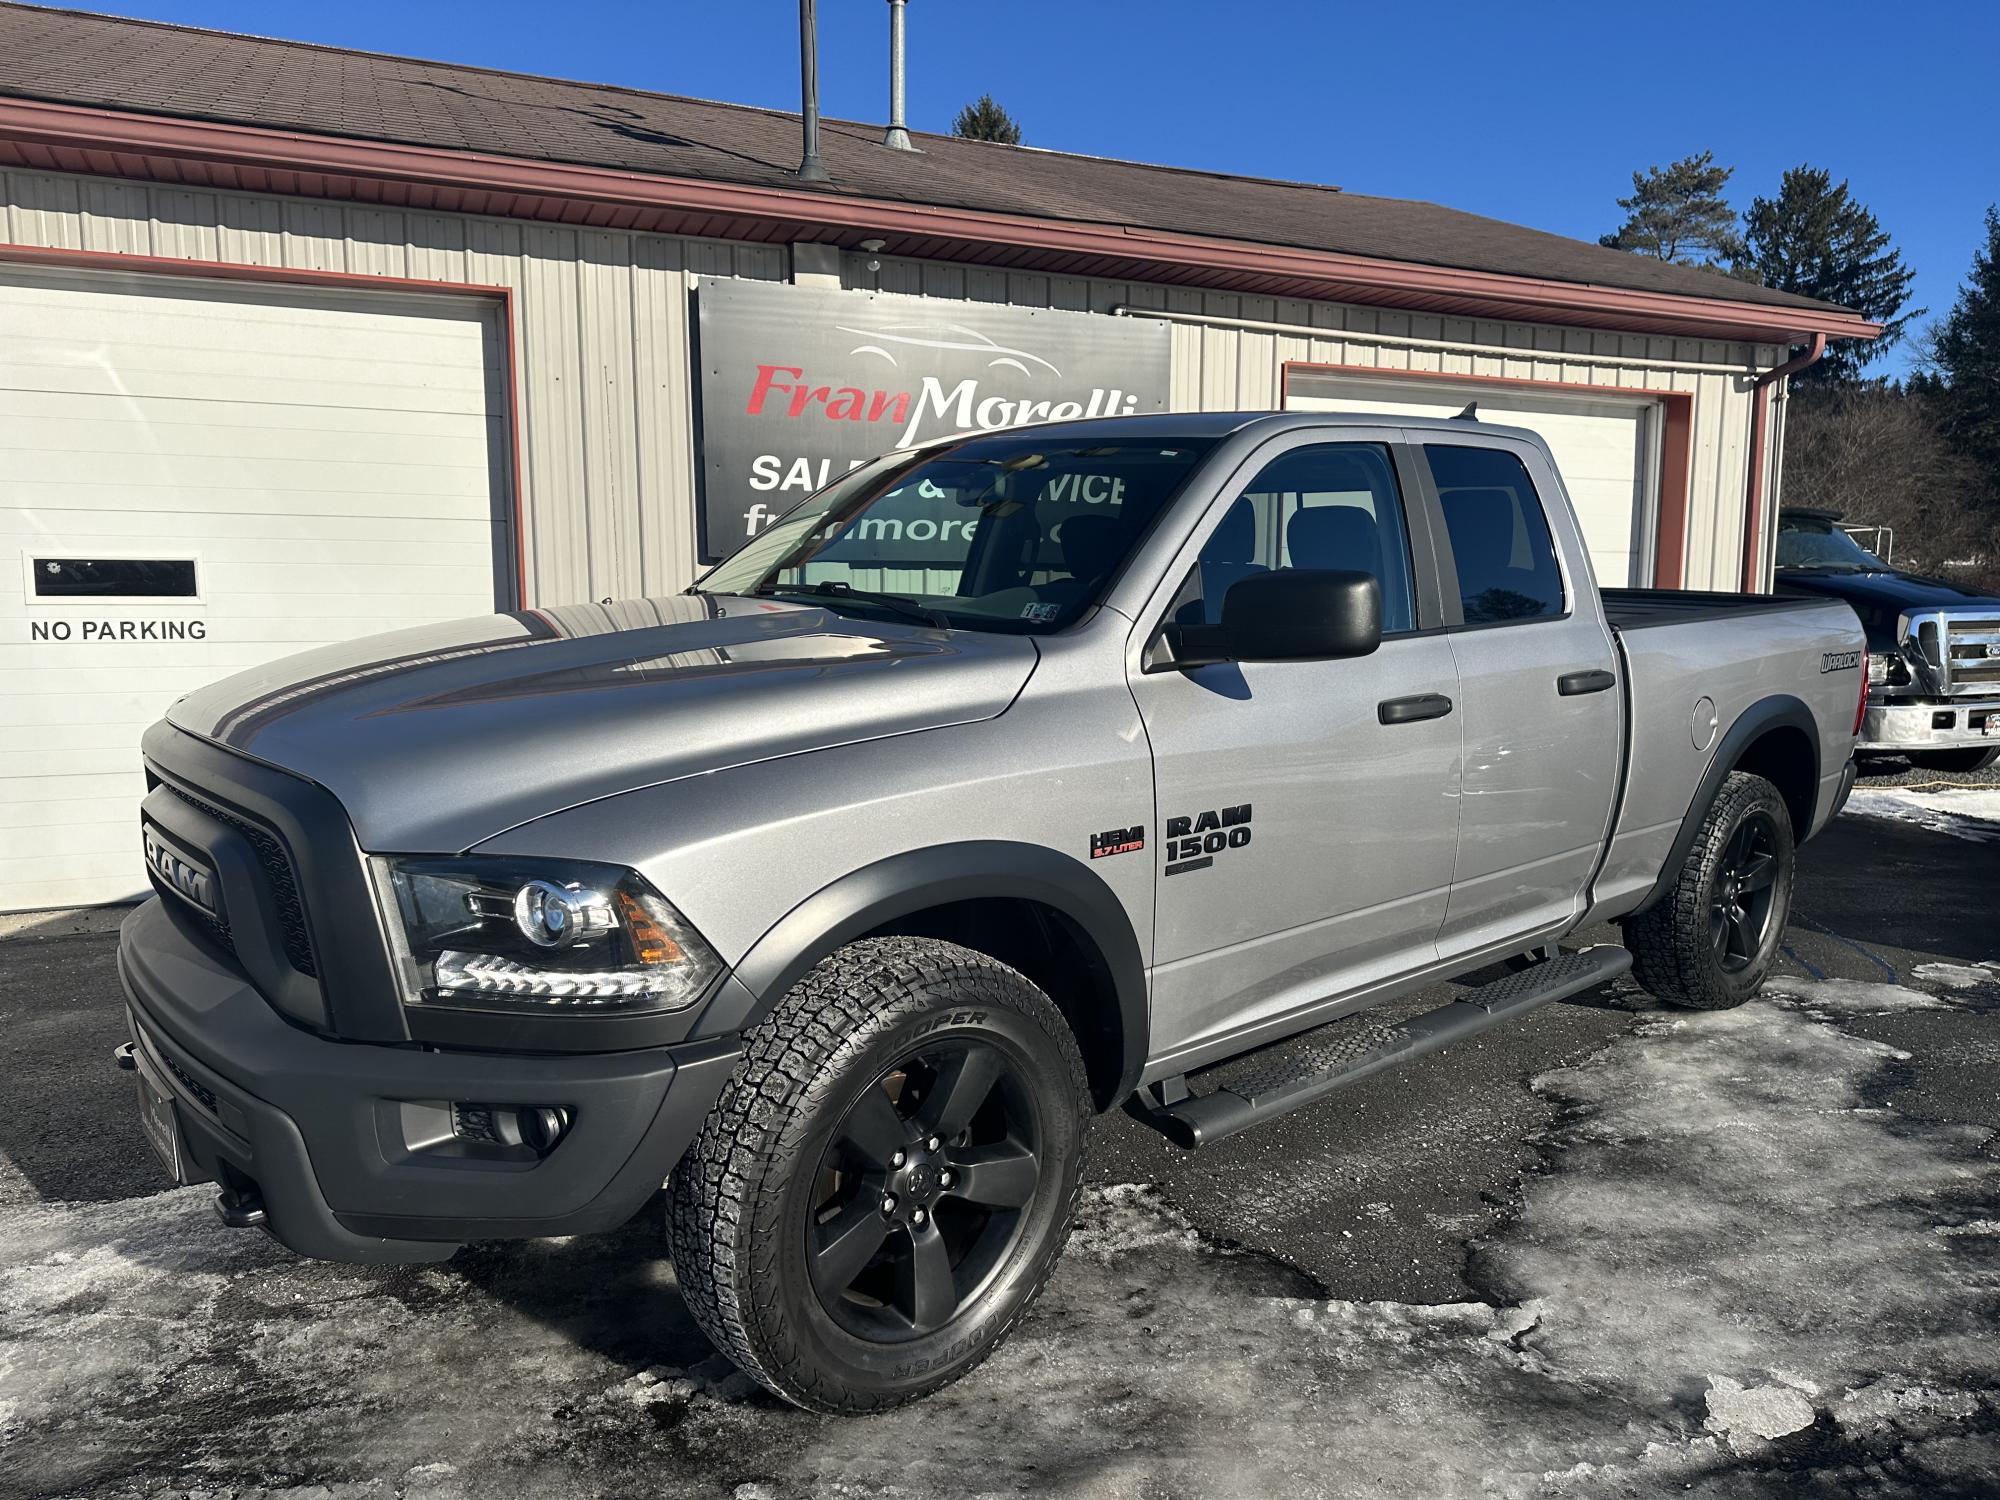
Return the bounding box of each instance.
[1600,587,1819,630]
[1590,587,1863,921]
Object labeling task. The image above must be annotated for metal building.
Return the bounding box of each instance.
[0,5,1879,910]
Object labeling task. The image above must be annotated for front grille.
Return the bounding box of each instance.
[166,785,319,977]
[1943,615,2000,695]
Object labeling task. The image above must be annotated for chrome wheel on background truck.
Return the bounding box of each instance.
[667,937,1090,1413]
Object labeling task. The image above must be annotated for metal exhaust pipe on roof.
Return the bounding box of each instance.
[796,0,830,183]
[883,0,917,151]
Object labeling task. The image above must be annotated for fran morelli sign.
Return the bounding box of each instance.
[693,278,1172,562]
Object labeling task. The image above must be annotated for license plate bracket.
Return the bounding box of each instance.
[133,1051,189,1186]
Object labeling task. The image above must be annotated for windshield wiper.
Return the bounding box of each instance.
[750,581,949,630]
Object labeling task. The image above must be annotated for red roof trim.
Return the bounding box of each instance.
[0,97,1882,346]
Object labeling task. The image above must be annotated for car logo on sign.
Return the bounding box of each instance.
[143,829,215,915]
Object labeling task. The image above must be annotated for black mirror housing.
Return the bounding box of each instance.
[1154,569,1383,670]
[1223,568,1381,661]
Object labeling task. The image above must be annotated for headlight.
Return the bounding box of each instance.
[371,855,720,1015]
[1869,652,1911,688]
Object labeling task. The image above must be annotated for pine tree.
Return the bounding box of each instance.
[1740,167,1918,385]
[1924,206,2000,478]
[952,94,1022,145]
[1598,152,1745,268]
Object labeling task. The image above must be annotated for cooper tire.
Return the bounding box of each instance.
[667,936,1090,1413]
[1907,747,2000,774]
[1622,771,1796,1011]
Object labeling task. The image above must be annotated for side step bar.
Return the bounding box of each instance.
[1142,945,1632,1149]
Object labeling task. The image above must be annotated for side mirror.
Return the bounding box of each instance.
[1156,569,1382,670]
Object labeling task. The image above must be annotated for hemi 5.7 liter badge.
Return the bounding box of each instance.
[1090,824,1146,859]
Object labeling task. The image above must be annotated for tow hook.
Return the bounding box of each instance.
[214,1187,268,1230]
[113,1041,136,1072]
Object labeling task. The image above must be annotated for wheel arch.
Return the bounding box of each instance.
[1629,693,1819,917]
[691,841,1148,1109]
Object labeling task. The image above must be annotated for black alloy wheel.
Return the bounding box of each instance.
[1710,810,1780,974]
[1624,770,1796,1010]
[807,1040,1040,1341]
[667,936,1091,1412]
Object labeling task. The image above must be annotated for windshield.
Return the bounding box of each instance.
[1774,515,1889,573]
[695,432,1220,633]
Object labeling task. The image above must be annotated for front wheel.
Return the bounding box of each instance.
[1622,771,1796,1010]
[668,936,1090,1413]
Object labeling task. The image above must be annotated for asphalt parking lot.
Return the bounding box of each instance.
[2,774,1996,1499]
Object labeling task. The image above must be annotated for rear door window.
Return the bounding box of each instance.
[1424,445,1565,624]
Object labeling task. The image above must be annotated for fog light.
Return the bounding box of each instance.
[452,1102,572,1155]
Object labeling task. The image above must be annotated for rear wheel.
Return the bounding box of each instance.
[1907,747,2000,774]
[668,936,1090,1413]
[1623,771,1796,1010]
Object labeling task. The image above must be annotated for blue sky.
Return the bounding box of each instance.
[72,1,1999,376]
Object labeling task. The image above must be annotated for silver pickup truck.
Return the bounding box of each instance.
[116,411,1865,1413]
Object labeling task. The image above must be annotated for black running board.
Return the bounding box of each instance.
[1143,945,1632,1149]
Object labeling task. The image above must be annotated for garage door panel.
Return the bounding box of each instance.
[0,412,498,469]
[8,480,507,522]
[0,795,140,831]
[0,284,502,368]
[0,360,498,413]
[0,507,497,547]
[0,266,512,910]
[2,447,498,498]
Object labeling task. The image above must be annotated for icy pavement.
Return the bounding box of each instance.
[1844,785,2000,843]
[3,976,1997,1499]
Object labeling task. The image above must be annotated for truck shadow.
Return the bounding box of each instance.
[447,1197,735,1382]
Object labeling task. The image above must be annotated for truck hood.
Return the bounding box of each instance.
[166,594,1038,851]
[1776,569,2000,647]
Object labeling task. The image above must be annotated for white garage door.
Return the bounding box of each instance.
[1286,373,1658,588]
[0,266,513,912]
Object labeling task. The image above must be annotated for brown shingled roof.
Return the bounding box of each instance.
[0,2,1857,327]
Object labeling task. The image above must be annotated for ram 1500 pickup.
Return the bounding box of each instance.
[116,411,1866,1412]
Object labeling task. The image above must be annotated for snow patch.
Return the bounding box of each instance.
[1844,786,2000,842]
[1703,1374,1818,1447]
[1914,961,2000,989]
[1766,976,1960,1014]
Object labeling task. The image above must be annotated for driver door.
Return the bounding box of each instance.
[1129,433,1463,1068]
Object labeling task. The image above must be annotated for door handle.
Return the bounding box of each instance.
[1378,692,1454,725]
[1556,669,1617,696]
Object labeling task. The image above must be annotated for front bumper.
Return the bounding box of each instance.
[1858,698,2000,753]
[116,898,739,1264]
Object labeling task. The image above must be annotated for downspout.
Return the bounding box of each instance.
[1738,332,1826,591]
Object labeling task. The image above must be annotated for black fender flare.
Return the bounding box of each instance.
[1627,692,1819,917]
[690,841,1150,1101]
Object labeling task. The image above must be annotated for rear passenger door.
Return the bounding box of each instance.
[1417,434,1622,960]
[1131,434,1463,1066]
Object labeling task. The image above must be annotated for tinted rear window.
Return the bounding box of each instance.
[1424,446,1564,624]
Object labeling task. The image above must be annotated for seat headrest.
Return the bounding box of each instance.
[1286,505,1381,573]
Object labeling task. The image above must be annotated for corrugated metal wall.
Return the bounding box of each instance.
[2,167,1784,600]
